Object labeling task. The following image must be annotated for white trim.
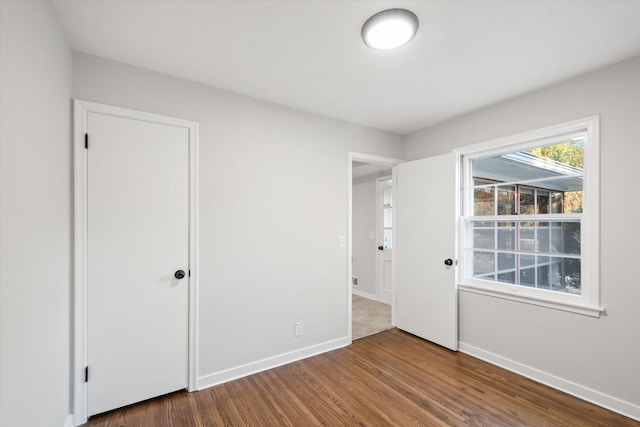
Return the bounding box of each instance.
[459,342,640,422]
[454,116,601,315]
[455,117,597,157]
[187,118,200,393]
[72,100,199,425]
[459,285,603,317]
[63,414,74,427]
[197,337,350,389]
[352,289,377,300]
[348,153,402,343]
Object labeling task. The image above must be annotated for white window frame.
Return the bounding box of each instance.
[456,116,602,317]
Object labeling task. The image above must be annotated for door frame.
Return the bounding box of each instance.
[72,100,199,425]
[347,152,402,342]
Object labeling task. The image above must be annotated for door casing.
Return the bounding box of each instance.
[72,100,199,426]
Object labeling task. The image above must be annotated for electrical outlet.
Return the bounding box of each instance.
[294,322,303,337]
[352,276,358,286]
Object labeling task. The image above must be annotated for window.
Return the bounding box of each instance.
[458,117,601,316]
[382,181,393,249]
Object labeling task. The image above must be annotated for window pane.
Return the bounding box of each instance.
[520,267,536,287]
[473,251,494,277]
[546,221,581,255]
[528,140,583,169]
[473,222,495,249]
[537,190,550,214]
[497,271,516,284]
[551,192,563,213]
[520,188,535,215]
[497,252,515,271]
[549,259,563,291]
[474,187,495,215]
[561,258,581,293]
[550,222,563,253]
[537,223,550,252]
[536,256,550,289]
[520,226,535,252]
[384,207,392,228]
[497,185,516,215]
[497,224,515,250]
[537,264,550,289]
[564,191,583,213]
[383,186,392,206]
[383,229,392,249]
[563,222,581,255]
[520,254,535,267]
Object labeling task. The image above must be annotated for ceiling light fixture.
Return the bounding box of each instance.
[361,9,419,51]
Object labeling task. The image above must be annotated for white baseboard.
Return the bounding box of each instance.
[352,289,377,300]
[197,336,350,390]
[63,414,74,427]
[459,342,640,422]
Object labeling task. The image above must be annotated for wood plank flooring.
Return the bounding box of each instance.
[87,328,639,426]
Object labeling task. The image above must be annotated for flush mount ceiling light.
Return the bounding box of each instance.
[361,9,419,50]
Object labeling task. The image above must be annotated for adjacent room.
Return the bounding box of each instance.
[351,160,394,340]
[1,1,640,426]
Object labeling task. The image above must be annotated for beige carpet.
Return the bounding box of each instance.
[352,294,393,340]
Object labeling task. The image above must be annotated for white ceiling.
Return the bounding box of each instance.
[52,0,640,135]
[352,161,392,180]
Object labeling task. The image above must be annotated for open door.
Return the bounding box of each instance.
[396,153,458,351]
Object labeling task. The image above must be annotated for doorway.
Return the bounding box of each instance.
[348,151,458,351]
[348,153,400,341]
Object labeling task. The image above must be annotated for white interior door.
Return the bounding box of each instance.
[87,112,189,416]
[396,153,458,351]
[377,178,393,305]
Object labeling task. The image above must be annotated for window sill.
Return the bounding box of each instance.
[458,284,604,317]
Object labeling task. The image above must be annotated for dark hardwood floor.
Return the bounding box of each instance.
[87,328,639,426]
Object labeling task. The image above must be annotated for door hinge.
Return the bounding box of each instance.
[85,366,88,383]
[188,270,191,277]
[84,133,88,149]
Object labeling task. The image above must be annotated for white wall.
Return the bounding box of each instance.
[0,2,72,427]
[404,56,640,414]
[352,178,376,297]
[72,53,402,382]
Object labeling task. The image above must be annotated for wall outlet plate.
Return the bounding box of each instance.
[294,322,303,337]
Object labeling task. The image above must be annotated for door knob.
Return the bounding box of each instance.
[174,270,186,279]
[444,259,453,266]
[378,245,384,251]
